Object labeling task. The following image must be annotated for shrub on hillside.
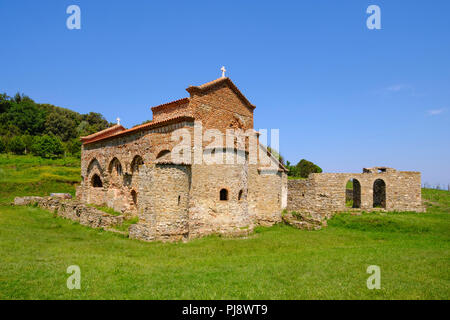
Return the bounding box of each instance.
[286,159,322,178]
[8,136,26,155]
[65,138,82,158]
[0,137,6,153]
[31,135,64,159]
[296,159,322,178]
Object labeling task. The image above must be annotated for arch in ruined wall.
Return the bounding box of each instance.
[131,155,144,173]
[87,158,103,176]
[108,157,123,175]
[373,179,386,208]
[345,178,361,208]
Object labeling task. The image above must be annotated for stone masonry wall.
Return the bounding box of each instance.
[248,165,284,226]
[129,164,191,242]
[77,121,194,217]
[287,169,424,218]
[189,82,254,132]
[188,150,252,239]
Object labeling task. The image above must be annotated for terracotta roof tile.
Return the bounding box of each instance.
[150,97,189,111]
[80,124,126,143]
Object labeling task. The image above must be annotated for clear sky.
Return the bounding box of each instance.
[1,0,449,186]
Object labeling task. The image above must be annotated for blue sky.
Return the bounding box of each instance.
[1,0,449,186]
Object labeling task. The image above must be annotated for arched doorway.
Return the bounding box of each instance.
[373,179,386,208]
[345,178,361,208]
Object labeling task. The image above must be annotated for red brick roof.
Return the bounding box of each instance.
[80,124,126,144]
[151,97,189,111]
[81,116,194,145]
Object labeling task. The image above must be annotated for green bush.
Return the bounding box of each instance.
[286,159,322,178]
[297,159,322,178]
[0,137,5,153]
[8,136,26,155]
[64,137,81,158]
[31,135,64,159]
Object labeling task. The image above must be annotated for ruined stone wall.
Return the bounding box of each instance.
[287,169,424,218]
[14,196,124,228]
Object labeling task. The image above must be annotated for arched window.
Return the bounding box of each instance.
[87,158,102,176]
[91,174,103,188]
[238,189,244,201]
[220,189,228,201]
[131,155,144,173]
[131,190,137,206]
[108,158,122,176]
[373,179,386,208]
[345,178,361,208]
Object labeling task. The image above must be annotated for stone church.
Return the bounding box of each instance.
[76,76,289,241]
[76,74,424,242]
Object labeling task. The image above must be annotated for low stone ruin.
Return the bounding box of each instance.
[282,212,326,230]
[13,196,124,229]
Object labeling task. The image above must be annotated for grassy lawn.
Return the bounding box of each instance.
[0,155,449,299]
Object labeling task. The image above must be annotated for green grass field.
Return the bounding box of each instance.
[0,155,449,299]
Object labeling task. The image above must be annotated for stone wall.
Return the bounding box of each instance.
[129,163,191,242]
[287,168,424,218]
[14,196,124,228]
[248,166,285,226]
[188,150,252,238]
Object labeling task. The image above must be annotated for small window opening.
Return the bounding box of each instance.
[238,189,243,201]
[131,190,137,206]
[220,189,228,201]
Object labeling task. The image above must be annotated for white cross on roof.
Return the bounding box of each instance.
[221,66,226,78]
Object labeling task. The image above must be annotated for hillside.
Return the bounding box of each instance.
[0,155,448,299]
[0,93,112,158]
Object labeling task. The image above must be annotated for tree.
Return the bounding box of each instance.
[32,135,64,159]
[21,135,34,154]
[44,111,77,141]
[0,93,11,114]
[0,137,6,153]
[6,100,46,135]
[65,137,82,158]
[8,136,26,155]
[296,159,322,178]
